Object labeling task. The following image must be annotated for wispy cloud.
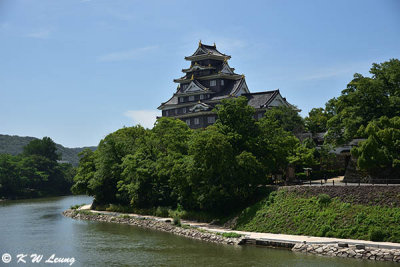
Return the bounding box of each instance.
[26,29,51,39]
[124,110,160,129]
[98,45,158,62]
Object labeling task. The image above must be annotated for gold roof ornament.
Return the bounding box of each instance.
[198,40,202,47]
[191,74,194,80]
[213,42,216,47]
[242,74,245,78]
[223,57,228,63]
[194,62,198,65]
[208,64,211,67]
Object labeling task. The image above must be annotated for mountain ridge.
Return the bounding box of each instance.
[0,134,96,166]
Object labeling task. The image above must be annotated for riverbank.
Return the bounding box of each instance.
[63,209,242,245]
[64,207,400,263]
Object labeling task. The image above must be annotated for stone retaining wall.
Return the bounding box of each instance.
[292,243,400,262]
[63,209,241,245]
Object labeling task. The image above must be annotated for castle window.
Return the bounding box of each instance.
[186,119,190,126]
[189,95,195,101]
[221,80,224,86]
[200,94,204,100]
[182,84,188,90]
[179,97,184,103]
[194,118,200,125]
[210,80,216,86]
[207,116,215,124]
[175,109,178,115]
[183,107,186,113]
[165,110,169,116]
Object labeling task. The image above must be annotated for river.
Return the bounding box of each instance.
[0,195,397,266]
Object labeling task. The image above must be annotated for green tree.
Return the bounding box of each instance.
[351,116,400,180]
[0,154,23,197]
[256,116,299,175]
[264,106,304,134]
[89,126,147,205]
[214,96,259,152]
[71,149,96,195]
[305,107,332,133]
[118,118,191,208]
[326,59,400,145]
[23,137,60,161]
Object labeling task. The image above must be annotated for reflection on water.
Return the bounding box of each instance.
[0,196,397,266]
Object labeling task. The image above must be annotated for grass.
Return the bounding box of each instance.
[234,189,400,243]
[217,232,242,238]
[77,210,96,216]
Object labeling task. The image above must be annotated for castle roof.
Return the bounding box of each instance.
[185,42,231,61]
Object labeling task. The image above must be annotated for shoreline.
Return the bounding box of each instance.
[63,207,400,263]
[63,209,242,245]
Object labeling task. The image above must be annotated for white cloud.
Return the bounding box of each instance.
[124,110,160,129]
[26,29,51,39]
[97,45,158,62]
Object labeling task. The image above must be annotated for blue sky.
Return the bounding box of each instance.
[1,0,399,147]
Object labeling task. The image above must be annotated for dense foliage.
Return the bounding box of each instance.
[351,116,400,180]
[0,134,96,166]
[324,59,400,145]
[72,97,315,213]
[0,137,75,199]
[234,189,400,242]
[305,59,400,179]
[305,107,332,134]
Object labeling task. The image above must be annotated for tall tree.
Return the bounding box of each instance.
[264,106,305,135]
[325,59,400,145]
[214,96,259,152]
[351,116,400,180]
[305,107,332,134]
[23,137,60,161]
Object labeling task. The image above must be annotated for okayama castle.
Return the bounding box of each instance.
[158,41,294,129]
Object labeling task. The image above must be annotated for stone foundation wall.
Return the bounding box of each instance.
[292,243,400,262]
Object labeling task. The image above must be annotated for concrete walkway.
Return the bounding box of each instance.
[77,204,400,250]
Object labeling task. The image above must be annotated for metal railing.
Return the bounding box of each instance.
[299,178,400,186]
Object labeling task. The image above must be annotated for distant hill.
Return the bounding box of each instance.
[0,134,96,166]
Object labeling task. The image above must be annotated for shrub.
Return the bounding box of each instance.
[173,216,181,226]
[221,232,242,238]
[370,228,386,241]
[317,194,331,206]
[78,210,93,216]
[119,214,131,219]
[155,206,170,217]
